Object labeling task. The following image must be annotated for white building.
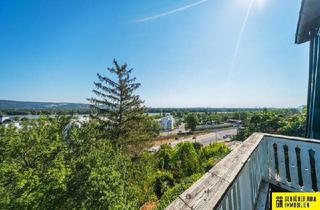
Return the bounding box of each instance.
[0,115,10,124]
[158,115,175,131]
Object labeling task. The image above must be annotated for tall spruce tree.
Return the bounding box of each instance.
[88,59,146,147]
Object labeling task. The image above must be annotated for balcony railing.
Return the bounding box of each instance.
[166,133,320,210]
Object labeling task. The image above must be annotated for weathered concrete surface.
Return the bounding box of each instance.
[165,133,265,210]
[166,133,320,210]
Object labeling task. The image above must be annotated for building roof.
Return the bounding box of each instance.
[296,0,320,44]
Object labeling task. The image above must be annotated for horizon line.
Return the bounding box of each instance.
[0,99,304,110]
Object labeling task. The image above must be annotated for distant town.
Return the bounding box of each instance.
[1,99,302,157]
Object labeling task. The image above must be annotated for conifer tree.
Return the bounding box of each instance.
[88,59,146,146]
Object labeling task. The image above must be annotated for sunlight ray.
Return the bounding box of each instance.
[222,0,256,106]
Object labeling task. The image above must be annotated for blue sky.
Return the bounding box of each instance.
[0,0,309,108]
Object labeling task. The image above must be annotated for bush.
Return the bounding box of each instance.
[200,142,230,160]
[156,173,203,210]
[192,142,202,151]
[153,171,174,198]
[201,157,217,171]
[278,112,306,137]
[171,142,203,179]
[128,152,157,206]
[156,145,174,170]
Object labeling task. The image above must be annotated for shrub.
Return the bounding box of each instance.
[153,171,174,198]
[129,152,157,206]
[200,142,230,160]
[201,157,217,171]
[156,173,203,210]
[156,145,174,170]
[192,142,202,151]
[171,142,203,179]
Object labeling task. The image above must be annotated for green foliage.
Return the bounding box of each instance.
[171,143,203,178]
[153,171,174,198]
[65,125,139,209]
[87,60,161,155]
[199,142,230,160]
[123,115,160,154]
[192,142,202,151]
[156,173,203,210]
[88,59,146,149]
[248,110,283,134]
[66,143,138,209]
[201,157,217,171]
[0,117,139,209]
[233,109,306,141]
[198,143,230,171]
[128,152,158,205]
[156,145,174,170]
[231,126,249,141]
[278,109,306,137]
[0,116,71,209]
[152,141,229,208]
[0,114,230,209]
[184,113,199,131]
[3,108,306,209]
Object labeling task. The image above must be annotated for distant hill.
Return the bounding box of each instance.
[0,100,90,111]
[0,99,302,115]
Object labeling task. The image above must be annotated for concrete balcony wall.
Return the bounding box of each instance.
[166,133,320,210]
[266,135,320,192]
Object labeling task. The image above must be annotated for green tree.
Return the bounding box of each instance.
[153,171,174,198]
[233,127,251,141]
[184,113,199,132]
[0,117,140,209]
[232,109,307,141]
[248,110,283,134]
[65,128,138,209]
[88,59,147,148]
[279,109,306,137]
[171,142,202,179]
[156,173,202,210]
[0,116,71,209]
[156,145,174,170]
[128,152,157,205]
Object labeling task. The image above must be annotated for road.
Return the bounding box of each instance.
[149,128,238,152]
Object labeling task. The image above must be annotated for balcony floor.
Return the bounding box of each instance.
[256,181,290,210]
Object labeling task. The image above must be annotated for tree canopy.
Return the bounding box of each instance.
[88,59,158,153]
[184,113,199,132]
